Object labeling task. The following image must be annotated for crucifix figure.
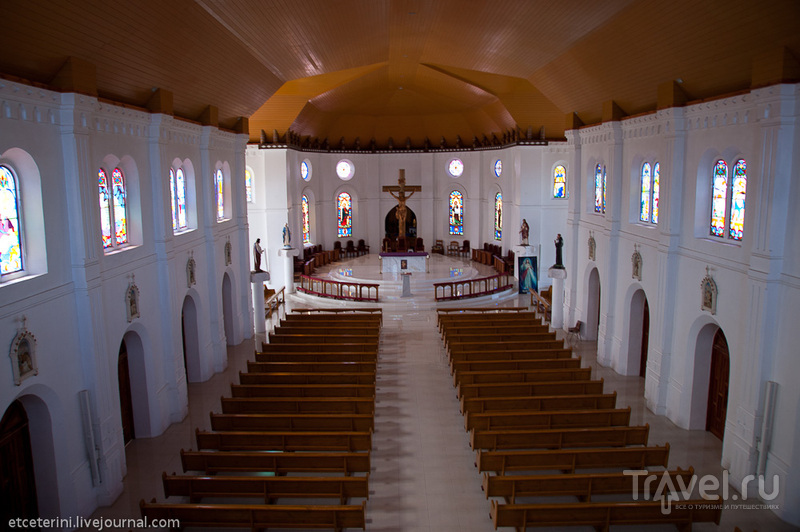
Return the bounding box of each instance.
[383,169,422,239]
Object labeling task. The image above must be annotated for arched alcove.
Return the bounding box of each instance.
[626,289,650,378]
[181,295,201,382]
[222,272,234,346]
[384,206,417,239]
[686,322,730,437]
[585,268,601,341]
[119,331,151,439]
[0,400,39,522]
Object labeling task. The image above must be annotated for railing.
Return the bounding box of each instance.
[530,289,552,322]
[265,286,286,320]
[298,275,380,302]
[433,273,514,302]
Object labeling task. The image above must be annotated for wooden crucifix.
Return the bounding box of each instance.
[383,169,422,239]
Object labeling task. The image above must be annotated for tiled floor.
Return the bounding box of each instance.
[83,254,798,531]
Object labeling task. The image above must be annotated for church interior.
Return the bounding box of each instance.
[1,0,799,530]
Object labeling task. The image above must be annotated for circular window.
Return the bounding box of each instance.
[448,158,464,177]
[336,159,354,180]
[494,159,502,177]
[300,160,311,181]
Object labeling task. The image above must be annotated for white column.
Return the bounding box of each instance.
[250,271,270,333]
[277,248,300,293]
[548,267,567,330]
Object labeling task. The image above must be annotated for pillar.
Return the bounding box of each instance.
[277,248,300,293]
[250,271,270,334]
[548,266,567,330]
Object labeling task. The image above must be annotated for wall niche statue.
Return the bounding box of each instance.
[700,266,718,315]
[9,316,38,386]
[187,251,196,288]
[126,275,140,322]
[631,244,642,281]
[588,232,596,261]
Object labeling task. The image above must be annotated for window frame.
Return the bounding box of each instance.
[0,164,24,276]
[99,166,129,251]
[449,190,464,235]
[710,158,746,241]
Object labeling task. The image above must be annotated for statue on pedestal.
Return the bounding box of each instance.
[553,233,565,269]
[282,223,291,248]
[520,219,529,246]
[253,238,265,272]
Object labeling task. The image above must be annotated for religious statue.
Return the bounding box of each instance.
[554,233,565,268]
[520,219,530,245]
[282,223,291,248]
[253,238,265,271]
[383,169,422,240]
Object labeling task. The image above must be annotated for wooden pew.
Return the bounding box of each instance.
[449,349,574,364]
[259,343,378,354]
[195,429,372,452]
[451,357,581,379]
[469,424,650,451]
[230,383,375,398]
[457,379,605,400]
[275,326,380,336]
[440,324,551,338]
[489,498,721,531]
[448,340,566,353]
[267,333,380,345]
[461,392,618,416]
[455,367,592,386]
[163,472,369,504]
[140,499,367,530]
[256,351,378,363]
[247,361,377,374]
[180,449,371,475]
[482,467,694,503]
[437,311,539,329]
[220,397,375,415]
[239,371,376,386]
[210,412,374,432]
[445,332,558,346]
[465,407,631,432]
[476,444,670,474]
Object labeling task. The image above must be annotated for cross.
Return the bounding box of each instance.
[383,169,422,239]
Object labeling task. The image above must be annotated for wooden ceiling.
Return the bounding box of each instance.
[2,0,799,144]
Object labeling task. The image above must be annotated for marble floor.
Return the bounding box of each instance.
[83,254,797,531]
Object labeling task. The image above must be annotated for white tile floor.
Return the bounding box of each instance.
[83,254,798,531]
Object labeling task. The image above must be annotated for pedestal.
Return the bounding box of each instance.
[277,247,300,294]
[513,245,536,280]
[250,271,270,334]
[401,272,413,297]
[548,266,567,330]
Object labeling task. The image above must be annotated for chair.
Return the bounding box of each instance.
[415,238,424,252]
[447,241,460,256]
[432,240,444,254]
[460,239,470,258]
[382,237,392,253]
[398,236,407,251]
[357,239,369,255]
[345,240,356,257]
[568,320,583,348]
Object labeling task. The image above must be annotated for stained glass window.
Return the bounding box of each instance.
[710,160,728,237]
[245,169,253,202]
[652,163,660,224]
[301,161,310,181]
[729,159,746,241]
[98,169,112,248]
[337,192,352,237]
[594,164,604,213]
[494,192,503,240]
[449,190,464,235]
[215,169,224,221]
[553,165,566,198]
[494,160,502,177]
[302,194,310,244]
[0,165,23,275]
[169,168,177,231]
[602,166,607,213]
[176,167,187,231]
[111,168,128,245]
[449,159,464,177]
[640,163,652,222]
[336,160,353,180]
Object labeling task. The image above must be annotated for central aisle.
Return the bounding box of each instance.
[366,306,491,531]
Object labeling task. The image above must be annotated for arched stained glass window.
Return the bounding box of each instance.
[594,165,603,213]
[553,165,566,198]
[652,163,660,224]
[245,169,253,203]
[176,167,187,231]
[111,168,128,245]
[337,192,352,238]
[602,166,607,213]
[0,165,23,275]
[494,192,502,240]
[710,160,728,237]
[215,169,224,221]
[640,163,652,222]
[302,194,310,244]
[729,159,746,241]
[169,168,177,231]
[449,190,463,235]
[98,169,112,248]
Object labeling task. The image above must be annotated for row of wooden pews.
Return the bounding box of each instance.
[438,308,722,531]
[140,309,382,530]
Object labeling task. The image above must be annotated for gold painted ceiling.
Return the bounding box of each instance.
[1,0,799,146]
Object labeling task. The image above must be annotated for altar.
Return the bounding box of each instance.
[379,252,430,273]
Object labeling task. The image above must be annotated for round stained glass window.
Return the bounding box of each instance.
[494,159,502,177]
[448,158,464,177]
[336,159,354,180]
[300,160,311,181]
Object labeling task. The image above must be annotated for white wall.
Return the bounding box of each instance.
[0,79,252,524]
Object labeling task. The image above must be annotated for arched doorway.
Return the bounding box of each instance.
[181,295,201,382]
[626,289,650,377]
[117,341,135,444]
[586,268,601,340]
[706,329,730,440]
[384,206,417,239]
[0,401,39,523]
[222,273,234,346]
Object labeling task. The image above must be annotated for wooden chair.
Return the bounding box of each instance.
[432,239,444,254]
[357,239,369,255]
[414,237,424,251]
[447,241,460,255]
[345,240,356,257]
[568,320,583,348]
[460,239,470,258]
